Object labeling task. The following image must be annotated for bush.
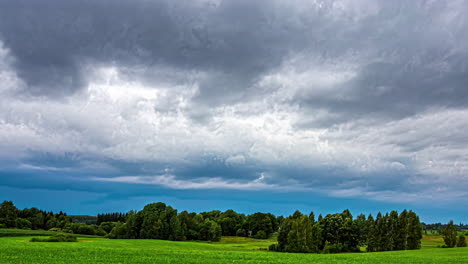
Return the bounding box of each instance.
[268,244,279,251]
[457,235,467,247]
[30,234,77,242]
[48,228,62,232]
[323,243,345,254]
[95,227,107,236]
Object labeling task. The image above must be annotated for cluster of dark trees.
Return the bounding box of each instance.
[0,201,107,236]
[97,213,127,225]
[0,201,71,231]
[441,220,467,248]
[272,209,423,253]
[106,202,278,242]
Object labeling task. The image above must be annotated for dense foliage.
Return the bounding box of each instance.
[274,209,423,253]
[0,201,106,236]
[105,202,279,242]
[0,201,71,231]
[442,220,458,248]
[97,213,127,225]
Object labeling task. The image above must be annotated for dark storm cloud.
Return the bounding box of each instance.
[1,0,466,120]
[0,0,310,101]
[289,0,468,126]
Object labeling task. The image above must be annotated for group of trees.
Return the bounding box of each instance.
[272,209,423,253]
[0,201,71,231]
[106,203,277,242]
[442,220,466,248]
[0,201,107,236]
[97,213,127,225]
[4,199,465,252]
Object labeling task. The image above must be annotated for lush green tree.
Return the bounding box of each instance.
[406,211,422,250]
[457,235,466,247]
[107,222,129,239]
[139,202,178,240]
[218,210,245,236]
[366,214,378,252]
[354,214,368,247]
[443,220,458,248]
[395,210,408,250]
[99,222,116,234]
[45,217,58,230]
[31,212,45,230]
[320,211,359,252]
[169,214,185,241]
[277,211,323,253]
[0,201,18,228]
[245,212,277,238]
[125,210,141,239]
[277,216,293,251]
[387,211,399,251]
[15,218,32,229]
[198,219,221,241]
[285,214,314,252]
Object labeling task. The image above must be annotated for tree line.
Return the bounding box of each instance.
[271,209,423,253]
[97,212,127,225]
[0,201,105,236]
[105,202,278,241]
[0,201,71,231]
[2,200,465,251]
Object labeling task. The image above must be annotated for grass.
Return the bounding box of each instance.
[0,228,101,238]
[0,229,467,263]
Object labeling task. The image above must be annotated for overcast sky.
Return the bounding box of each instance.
[0,0,467,222]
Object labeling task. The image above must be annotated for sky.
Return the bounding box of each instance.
[0,0,467,223]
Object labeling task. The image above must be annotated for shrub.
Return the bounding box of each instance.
[269,244,279,251]
[457,235,467,247]
[323,243,345,254]
[48,228,62,232]
[30,234,77,242]
[95,227,107,236]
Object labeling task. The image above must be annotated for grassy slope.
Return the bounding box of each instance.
[0,230,467,264]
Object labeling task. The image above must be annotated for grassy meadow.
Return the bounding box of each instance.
[0,229,467,263]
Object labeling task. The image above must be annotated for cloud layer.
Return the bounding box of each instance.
[1,0,468,207]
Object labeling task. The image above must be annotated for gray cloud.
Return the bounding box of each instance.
[1,0,468,205]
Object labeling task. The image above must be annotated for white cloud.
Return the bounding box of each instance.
[92,174,285,191]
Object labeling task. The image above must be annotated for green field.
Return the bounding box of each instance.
[0,229,467,263]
